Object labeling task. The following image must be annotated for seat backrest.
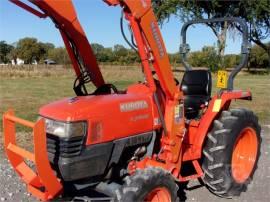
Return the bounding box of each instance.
[181,70,212,96]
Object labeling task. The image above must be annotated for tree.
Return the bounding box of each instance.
[153,1,236,58]
[236,1,270,56]
[113,44,126,52]
[91,43,105,54]
[91,43,106,62]
[16,37,47,64]
[121,49,140,65]
[153,0,270,64]
[113,45,129,64]
[47,47,70,64]
[7,48,18,64]
[0,41,13,63]
[41,42,55,58]
[249,43,270,69]
[100,48,115,63]
[224,54,240,69]
[188,45,220,72]
[42,42,55,51]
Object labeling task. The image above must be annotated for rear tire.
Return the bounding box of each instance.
[202,108,261,197]
[115,167,179,202]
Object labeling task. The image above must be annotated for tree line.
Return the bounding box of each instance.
[153,0,270,71]
[0,38,69,65]
[0,37,269,70]
[153,0,270,60]
[1,0,269,70]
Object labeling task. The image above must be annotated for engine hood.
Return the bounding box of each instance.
[39,93,153,122]
[38,84,159,144]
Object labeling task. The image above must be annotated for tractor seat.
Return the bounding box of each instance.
[181,70,212,119]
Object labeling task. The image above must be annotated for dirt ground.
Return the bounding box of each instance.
[0,126,269,202]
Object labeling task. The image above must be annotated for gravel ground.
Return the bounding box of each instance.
[0,126,269,202]
[0,147,33,202]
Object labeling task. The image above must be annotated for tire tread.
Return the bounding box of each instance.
[202,108,261,197]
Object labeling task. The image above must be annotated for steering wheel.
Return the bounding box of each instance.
[93,84,119,95]
[73,71,92,96]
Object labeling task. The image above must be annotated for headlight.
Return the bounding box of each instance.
[44,118,87,138]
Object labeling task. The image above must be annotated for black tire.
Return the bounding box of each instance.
[202,108,261,198]
[115,167,179,202]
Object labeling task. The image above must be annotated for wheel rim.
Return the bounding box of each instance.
[231,127,258,183]
[144,187,171,202]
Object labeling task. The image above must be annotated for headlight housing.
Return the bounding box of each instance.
[44,118,87,138]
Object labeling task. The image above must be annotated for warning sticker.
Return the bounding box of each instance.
[175,105,180,118]
[217,70,228,89]
[213,99,222,112]
[175,104,183,123]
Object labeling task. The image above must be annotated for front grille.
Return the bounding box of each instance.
[46,133,84,158]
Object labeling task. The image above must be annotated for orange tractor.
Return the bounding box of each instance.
[3,0,261,201]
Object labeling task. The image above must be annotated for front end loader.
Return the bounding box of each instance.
[3,0,261,201]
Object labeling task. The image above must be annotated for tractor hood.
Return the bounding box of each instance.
[39,93,153,122]
[39,84,158,143]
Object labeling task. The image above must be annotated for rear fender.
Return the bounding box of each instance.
[183,90,251,161]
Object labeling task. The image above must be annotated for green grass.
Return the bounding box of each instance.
[0,67,269,134]
[0,77,133,128]
[1,76,73,121]
[228,74,270,124]
[212,74,270,125]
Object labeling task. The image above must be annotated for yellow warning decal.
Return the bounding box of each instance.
[217,70,228,89]
[213,99,222,112]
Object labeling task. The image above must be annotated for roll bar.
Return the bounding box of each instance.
[179,17,250,90]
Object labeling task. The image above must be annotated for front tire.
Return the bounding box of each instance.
[115,167,179,202]
[202,108,261,197]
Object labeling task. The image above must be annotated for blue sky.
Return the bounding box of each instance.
[0,0,243,54]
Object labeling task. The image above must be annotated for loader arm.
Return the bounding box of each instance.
[10,0,178,99]
[105,0,186,174]
[105,0,178,99]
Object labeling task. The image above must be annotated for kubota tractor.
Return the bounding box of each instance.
[3,0,261,201]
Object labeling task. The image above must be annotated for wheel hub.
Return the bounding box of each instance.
[144,187,171,202]
[231,127,258,183]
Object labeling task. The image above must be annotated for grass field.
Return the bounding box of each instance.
[0,65,269,134]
